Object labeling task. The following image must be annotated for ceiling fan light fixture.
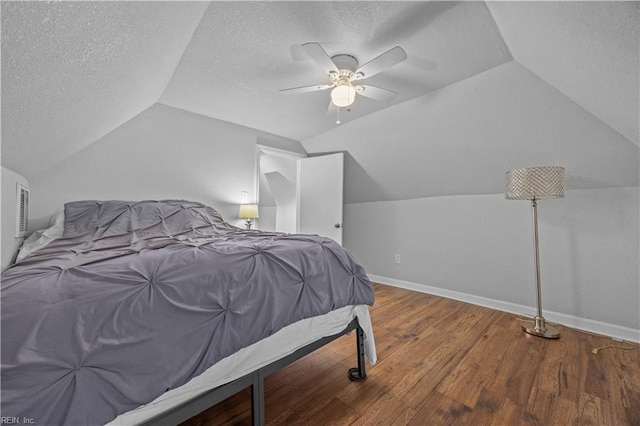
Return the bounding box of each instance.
[331,84,356,107]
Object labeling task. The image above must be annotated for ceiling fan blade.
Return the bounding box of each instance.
[353,46,407,80]
[356,85,398,102]
[302,42,339,74]
[279,84,332,95]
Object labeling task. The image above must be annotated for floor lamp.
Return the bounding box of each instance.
[506,166,565,339]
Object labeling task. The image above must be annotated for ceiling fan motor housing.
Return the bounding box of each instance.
[331,54,358,73]
[329,54,358,86]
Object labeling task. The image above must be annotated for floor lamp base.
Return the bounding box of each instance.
[522,319,560,339]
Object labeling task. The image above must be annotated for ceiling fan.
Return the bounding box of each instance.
[280,43,407,111]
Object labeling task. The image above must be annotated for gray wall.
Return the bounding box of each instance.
[29,103,305,231]
[300,59,639,339]
[1,167,30,270]
[344,187,639,333]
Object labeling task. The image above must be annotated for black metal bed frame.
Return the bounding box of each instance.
[140,317,367,426]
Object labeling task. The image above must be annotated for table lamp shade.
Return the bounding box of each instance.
[505,166,565,200]
[238,204,259,219]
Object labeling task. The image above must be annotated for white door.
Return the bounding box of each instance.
[297,153,344,245]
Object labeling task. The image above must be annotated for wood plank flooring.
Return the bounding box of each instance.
[181,283,640,425]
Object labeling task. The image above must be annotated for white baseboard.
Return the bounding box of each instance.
[368,274,640,343]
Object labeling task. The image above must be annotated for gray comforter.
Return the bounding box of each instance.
[1,200,374,425]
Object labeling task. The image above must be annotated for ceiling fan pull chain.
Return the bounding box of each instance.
[336,106,341,124]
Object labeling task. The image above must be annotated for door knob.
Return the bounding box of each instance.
[334,223,341,228]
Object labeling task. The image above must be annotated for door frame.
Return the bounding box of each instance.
[255,144,306,229]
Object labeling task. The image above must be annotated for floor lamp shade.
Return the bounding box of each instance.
[506,166,565,339]
[506,166,565,200]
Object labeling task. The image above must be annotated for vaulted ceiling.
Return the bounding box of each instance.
[2,1,638,200]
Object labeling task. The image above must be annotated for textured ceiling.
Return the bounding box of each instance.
[159,1,511,141]
[1,1,208,178]
[1,0,637,195]
[486,1,639,146]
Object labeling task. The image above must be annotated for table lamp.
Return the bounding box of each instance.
[238,204,259,229]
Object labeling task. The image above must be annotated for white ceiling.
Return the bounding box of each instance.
[1,1,208,178]
[303,61,639,203]
[486,1,639,145]
[159,1,511,141]
[1,1,638,201]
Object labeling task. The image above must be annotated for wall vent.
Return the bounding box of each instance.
[15,183,30,238]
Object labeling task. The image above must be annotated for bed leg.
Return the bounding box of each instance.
[348,324,367,381]
[251,370,265,426]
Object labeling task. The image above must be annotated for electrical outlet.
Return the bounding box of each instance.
[395,254,401,264]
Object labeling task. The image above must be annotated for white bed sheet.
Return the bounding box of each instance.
[107,304,376,425]
[15,211,64,263]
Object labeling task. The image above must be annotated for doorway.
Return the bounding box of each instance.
[256,145,304,233]
[256,145,344,245]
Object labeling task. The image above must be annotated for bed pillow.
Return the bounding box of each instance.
[15,211,65,262]
[63,200,231,240]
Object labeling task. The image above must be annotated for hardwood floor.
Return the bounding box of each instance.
[181,283,640,425]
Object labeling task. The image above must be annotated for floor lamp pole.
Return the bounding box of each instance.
[522,198,560,338]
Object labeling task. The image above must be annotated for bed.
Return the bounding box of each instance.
[1,199,376,425]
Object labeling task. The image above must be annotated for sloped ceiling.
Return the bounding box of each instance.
[303,61,639,203]
[1,1,208,178]
[159,1,511,141]
[486,1,639,146]
[1,1,638,203]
